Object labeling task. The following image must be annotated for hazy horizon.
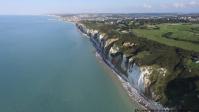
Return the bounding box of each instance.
[0,0,199,15]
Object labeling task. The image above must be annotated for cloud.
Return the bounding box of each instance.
[173,2,185,8]
[162,1,199,9]
[143,3,152,9]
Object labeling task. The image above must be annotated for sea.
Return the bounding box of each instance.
[0,16,136,112]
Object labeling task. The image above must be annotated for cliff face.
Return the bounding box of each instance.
[77,23,162,100]
[76,23,199,110]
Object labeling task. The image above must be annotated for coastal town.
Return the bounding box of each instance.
[58,13,199,23]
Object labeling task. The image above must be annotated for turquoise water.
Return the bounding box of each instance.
[0,16,135,112]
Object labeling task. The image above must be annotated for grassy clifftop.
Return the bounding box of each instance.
[81,20,199,110]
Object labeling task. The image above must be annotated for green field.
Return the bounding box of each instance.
[133,23,199,52]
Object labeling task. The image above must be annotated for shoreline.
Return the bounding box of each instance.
[94,51,145,110]
[75,22,166,111]
[59,18,167,111]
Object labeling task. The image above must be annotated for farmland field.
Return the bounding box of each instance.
[133,23,199,52]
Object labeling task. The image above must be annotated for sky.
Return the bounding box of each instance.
[0,0,199,15]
